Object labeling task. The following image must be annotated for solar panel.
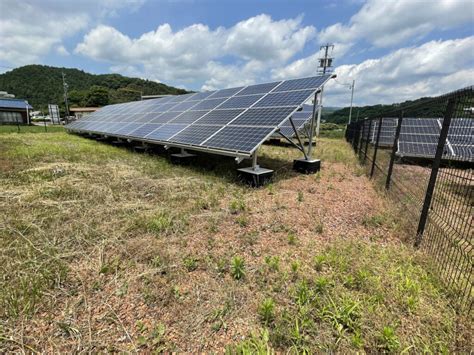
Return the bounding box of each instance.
[254,90,313,107]
[276,106,313,138]
[274,76,329,92]
[230,107,295,127]
[208,87,244,99]
[66,74,334,157]
[145,124,187,141]
[129,123,162,138]
[170,125,222,145]
[236,82,281,96]
[170,111,208,124]
[202,126,274,153]
[191,98,227,110]
[218,94,264,109]
[195,109,244,125]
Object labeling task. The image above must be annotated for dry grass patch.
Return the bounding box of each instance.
[0,129,470,352]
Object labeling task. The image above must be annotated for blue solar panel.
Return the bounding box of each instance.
[230,107,295,127]
[129,123,162,138]
[150,111,182,123]
[170,111,208,124]
[169,101,198,111]
[145,124,187,141]
[170,125,223,145]
[115,122,144,135]
[208,87,244,99]
[188,91,214,101]
[190,98,227,110]
[254,90,313,107]
[236,82,281,96]
[274,75,332,92]
[218,94,264,109]
[67,74,334,156]
[203,126,274,153]
[195,109,244,125]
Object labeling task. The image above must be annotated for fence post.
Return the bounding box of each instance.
[385,111,404,190]
[370,117,383,178]
[358,121,366,158]
[363,119,373,162]
[415,98,456,247]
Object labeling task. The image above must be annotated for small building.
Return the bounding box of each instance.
[0,98,32,124]
[69,107,99,119]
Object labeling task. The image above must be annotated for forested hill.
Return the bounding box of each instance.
[324,96,441,124]
[0,65,188,111]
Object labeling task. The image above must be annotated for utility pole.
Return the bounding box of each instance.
[62,72,70,124]
[315,43,334,137]
[348,79,355,124]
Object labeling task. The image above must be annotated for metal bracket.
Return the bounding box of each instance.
[235,157,244,164]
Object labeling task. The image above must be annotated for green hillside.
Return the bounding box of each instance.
[0,65,187,112]
[324,96,444,124]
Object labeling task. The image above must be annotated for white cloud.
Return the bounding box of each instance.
[0,0,145,65]
[274,37,474,106]
[319,0,474,51]
[56,45,70,56]
[74,14,316,90]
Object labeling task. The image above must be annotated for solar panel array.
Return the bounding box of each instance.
[277,104,314,138]
[368,117,473,161]
[66,75,332,156]
[371,118,397,146]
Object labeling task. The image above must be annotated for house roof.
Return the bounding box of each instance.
[0,98,33,109]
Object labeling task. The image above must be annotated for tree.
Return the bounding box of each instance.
[85,86,109,107]
[68,89,87,107]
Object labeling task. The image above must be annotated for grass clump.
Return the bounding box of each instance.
[230,256,245,280]
[183,256,198,272]
[229,197,246,214]
[258,298,276,325]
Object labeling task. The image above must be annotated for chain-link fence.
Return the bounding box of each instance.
[345,86,473,312]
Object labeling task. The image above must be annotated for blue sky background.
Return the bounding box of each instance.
[1,0,473,106]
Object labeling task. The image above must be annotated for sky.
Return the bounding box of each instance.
[0,0,473,107]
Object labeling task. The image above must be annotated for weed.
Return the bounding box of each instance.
[314,221,324,234]
[322,296,360,335]
[362,213,387,228]
[313,254,326,271]
[264,256,280,272]
[147,211,174,235]
[314,276,330,293]
[226,329,273,354]
[294,280,312,305]
[297,191,304,202]
[259,298,275,324]
[236,215,249,227]
[216,258,227,274]
[378,326,400,352]
[183,256,198,272]
[287,231,297,245]
[290,260,300,275]
[229,198,246,214]
[230,256,245,280]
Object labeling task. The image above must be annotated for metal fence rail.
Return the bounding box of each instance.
[345,86,473,312]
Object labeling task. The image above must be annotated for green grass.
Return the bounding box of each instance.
[0,124,65,134]
[0,128,469,352]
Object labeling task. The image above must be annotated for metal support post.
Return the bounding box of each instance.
[370,117,383,178]
[415,98,455,247]
[316,88,324,137]
[385,111,404,190]
[307,92,318,158]
[252,151,258,171]
[288,117,308,160]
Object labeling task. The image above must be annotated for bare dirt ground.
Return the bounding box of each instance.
[0,130,470,352]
